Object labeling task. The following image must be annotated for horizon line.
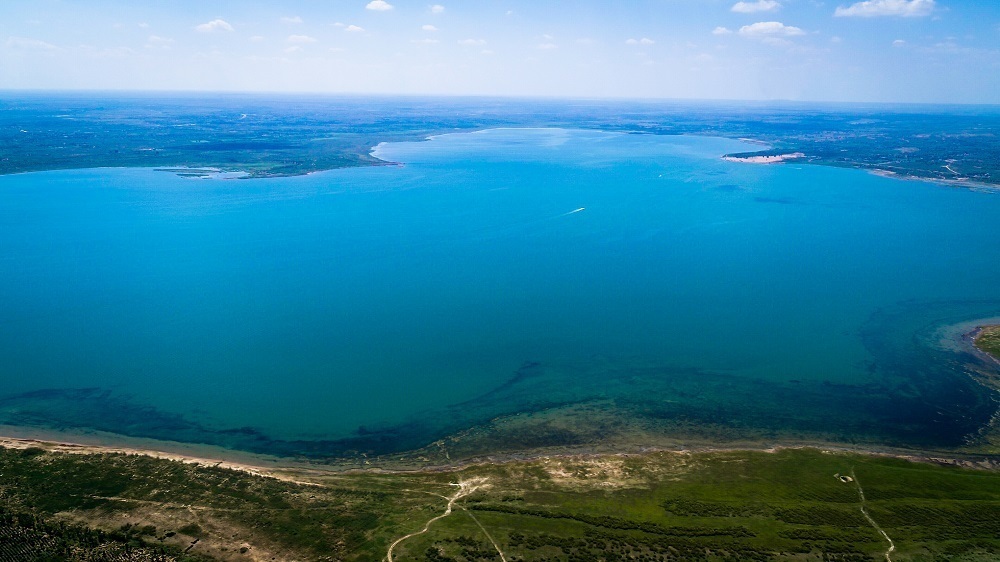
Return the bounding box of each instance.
[1,88,999,108]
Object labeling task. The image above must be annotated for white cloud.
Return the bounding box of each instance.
[422,24,438,32]
[345,25,365,33]
[145,35,173,47]
[458,38,486,46]
[481,49,494,55]
[712,27,733,35]
[5,36,57,50]
[284,46,302,54]
[738,21,805,37]
[430,4,445,14]
[366,0,394,11]
[249,35,265,42]
[732,0,781,13]
[626,37,655,45]
[893,39,906,46]
[195,19,234,33]
[834,0,935,17]
[281,16,303,24]
[138,22,150,29]
[334,22,345,27]
[538,43,558,49]
[287,35,316,43]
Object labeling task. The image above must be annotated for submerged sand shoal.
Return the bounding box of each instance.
[1,317,998,477]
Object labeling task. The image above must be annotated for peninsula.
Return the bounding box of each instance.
[975,325,1000,363]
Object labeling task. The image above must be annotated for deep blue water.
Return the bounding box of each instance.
[1,129,998,456]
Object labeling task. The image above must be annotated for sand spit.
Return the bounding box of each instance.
[722,152,805,164]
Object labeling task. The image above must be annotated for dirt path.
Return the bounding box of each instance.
[386,477,489,562]
[851,469,895,562]
[459,507,508,562]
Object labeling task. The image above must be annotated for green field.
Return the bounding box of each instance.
[1,445,998,561]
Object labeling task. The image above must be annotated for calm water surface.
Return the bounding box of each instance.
[0,129,998,455]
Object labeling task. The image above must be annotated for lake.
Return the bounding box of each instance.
[1,128,998,457]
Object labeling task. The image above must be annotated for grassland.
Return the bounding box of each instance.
[1,443,998,561]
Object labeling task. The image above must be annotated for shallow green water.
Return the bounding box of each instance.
[0,129,998,456]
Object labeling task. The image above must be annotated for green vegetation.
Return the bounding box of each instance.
[975,326,1000,360]
[1,445,998,561]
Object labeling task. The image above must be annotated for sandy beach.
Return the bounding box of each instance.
[0,430,307,480]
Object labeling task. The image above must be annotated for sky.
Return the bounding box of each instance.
[1,0,998,103]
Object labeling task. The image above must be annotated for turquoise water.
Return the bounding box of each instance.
[1,129,998,456]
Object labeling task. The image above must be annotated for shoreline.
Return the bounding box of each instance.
[868,167,1000,192]
[0,425,324,482]
[2,426,998,479]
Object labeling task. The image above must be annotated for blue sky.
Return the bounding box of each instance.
[1,0,998,103]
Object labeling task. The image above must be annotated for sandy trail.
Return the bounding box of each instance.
[851,469,895,562]
[458,507,508,561]
[386,477,490,562]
